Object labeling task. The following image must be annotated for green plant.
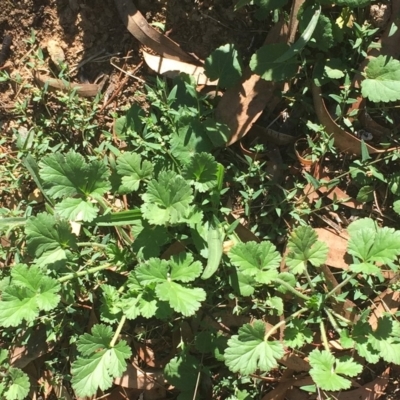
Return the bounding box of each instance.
[0,74,233,397]
[0,349,30,400]
[4,1,400,398]
[223,219,400,392]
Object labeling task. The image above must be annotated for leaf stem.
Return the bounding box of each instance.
[94,196,133,246]
[118,282,127,294]
[116,226,133,245]
[77,242,108,249]
[304,266,316,292]
[319,320,330,352]
[264,306,309,340]
[94,195,111,213]
[57,263,113,283]
[110,315,127,347]
[325,272,358,300]
[328,308,354,326]
[324,307,342,335]
[274,278,311,301]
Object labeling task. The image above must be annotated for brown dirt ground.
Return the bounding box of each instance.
[1,1,400,399]
[0,0,264,116]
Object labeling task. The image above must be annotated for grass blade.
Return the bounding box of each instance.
[22,154,54,206]
[90,209,142,226]
[275,6,321,63]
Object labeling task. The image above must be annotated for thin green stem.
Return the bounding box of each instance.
[77,242,108,249]
[110,315,127,347]
[325,272,358,300]
[328,308,354,326]
[94,195,110,212]
[118,282,127,294]
[319,320,330,352]
[304,266,316,292]
[116,226,133,245]
[264,307,309,340]
[274,278,311,301]
[275,151,396,210]
[324,307,342,335]
[57,263,113,283]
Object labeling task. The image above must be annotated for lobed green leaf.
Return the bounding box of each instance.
[141,171,194,225]
[224,320,284,375]
[182,153,218,193]
[204,43,243,88]
[25,213,77,265]
[362,56,400,103]
[5,368,30,400]
[71,324,131,397]
[0,265,60,327]
[309,349,362,391]
[229,241,281,284]
[116,152,153,192]
[286,226,328,274]
[156,281,206,316]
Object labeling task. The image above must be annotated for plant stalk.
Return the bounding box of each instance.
[110,315,127,347]
[328,308,354,326]
[304,266,316,292]
[325,272,358,300]
[264,306,309,340]
[274,278,311,301]
[77,242,108,249]
[58,263,113,283]
[319,320,330,352]
[324,307,342,335]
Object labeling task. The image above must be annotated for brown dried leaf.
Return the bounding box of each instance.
[216,22,288,146]
[227,213,260,243]
[113,363,165,392]
[53,385,74,400]
[38,369,57,399]
[369,289,400,330]
[114,0,199,64]
[280,353,310,372]
[10,325,53,368]
[161,241,186,259]
[106,387,145,400]
[319,183,365,209]
[328,366,390,400]
[315,228,350,270]
[143,52,217,85]
[285,387,309,400]
[261,369,296,400]
[134,341,157,368]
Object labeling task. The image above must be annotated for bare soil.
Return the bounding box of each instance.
[0,0,263,115]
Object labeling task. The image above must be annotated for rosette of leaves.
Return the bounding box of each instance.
[120,252,206,318]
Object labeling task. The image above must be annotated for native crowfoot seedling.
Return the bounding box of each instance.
[0,127,228,398]
[223,218,400,392]
[3,70,400,400]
